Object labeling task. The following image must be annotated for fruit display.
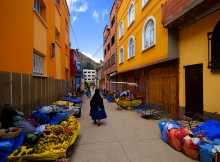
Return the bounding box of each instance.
[8,116,80,161]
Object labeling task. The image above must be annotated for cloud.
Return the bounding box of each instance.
[72,16,77,23]
[102,9,108,22]
[66,0,88,12]
[81,51,102,63]
[92,10,99,23]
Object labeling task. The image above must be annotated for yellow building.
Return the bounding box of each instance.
[162,0,220,116]
[0,0,70,116]
[116,0,179,115]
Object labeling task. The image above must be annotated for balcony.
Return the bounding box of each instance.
[162,0,220,29]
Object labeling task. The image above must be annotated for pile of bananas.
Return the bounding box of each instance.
[52,125,64,135]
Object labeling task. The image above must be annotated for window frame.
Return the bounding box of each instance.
[119,47,124,64]
[128,2,135,28]
[208,21,220,71]
[33,53,44,75]
[142,16,156,51]
[128,36,135,59]
[142,0,150,9]
[111,53,115,65]
[119,21,124,39]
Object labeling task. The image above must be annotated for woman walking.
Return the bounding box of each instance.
[90,89,107,126]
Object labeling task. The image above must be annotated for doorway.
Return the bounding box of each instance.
[185,64,203,115]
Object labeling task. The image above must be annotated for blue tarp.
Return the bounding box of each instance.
[32,108,69,125]
[61,97,81,104]
[106,96,114,102]
[193,120,220,141]
[0,132,25,162]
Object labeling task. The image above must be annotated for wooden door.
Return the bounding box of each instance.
[185,64,203,115]
[148,66,178,116]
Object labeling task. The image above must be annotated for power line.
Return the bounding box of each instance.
[92,43,104,57]
[70,22,80,49]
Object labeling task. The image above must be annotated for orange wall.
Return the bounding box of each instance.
[0,0,70,80]
[0,0,34,74]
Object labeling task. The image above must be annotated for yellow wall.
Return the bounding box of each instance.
[117,0,168,73]
[0,0,70,80]
[179,10,220,113]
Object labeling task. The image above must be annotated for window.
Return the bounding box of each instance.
[33,53,43,75]
[111,35,115,45]
[108,59,110,67]
[111,54,115,65]
[55,0,60,6]
[128,2,134,27]
[142,17,156,50]
[34,0,45,18]
[111,16,115,27]
[107,43,110,51]
[128,36,135,58]
[119,21,124,38]
[142,0,149,8]
[119,47,124,64]
[55,28,60,42]
[208,21,220,71]
[104,49,106,56]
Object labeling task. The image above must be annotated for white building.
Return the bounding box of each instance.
[83,69,96,84]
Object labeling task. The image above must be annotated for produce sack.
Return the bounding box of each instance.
[182,136,200,160]
[158,120,180,143]
[167,127,192,151]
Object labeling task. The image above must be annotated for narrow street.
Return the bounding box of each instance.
[69,97,196,162]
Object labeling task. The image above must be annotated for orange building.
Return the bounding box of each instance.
[0,0,70,117]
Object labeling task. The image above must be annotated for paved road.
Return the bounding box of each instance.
[69,97,196,162]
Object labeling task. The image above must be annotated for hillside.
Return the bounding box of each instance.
[79,52,101,70]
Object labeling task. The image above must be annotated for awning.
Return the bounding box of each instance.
[110,81,139,87]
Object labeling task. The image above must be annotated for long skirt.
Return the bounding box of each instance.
[90,109,107,121]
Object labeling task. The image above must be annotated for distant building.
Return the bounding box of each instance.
[83,69,97,85]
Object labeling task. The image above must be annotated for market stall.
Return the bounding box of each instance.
[7,116,80,161]
[116,98,142,110]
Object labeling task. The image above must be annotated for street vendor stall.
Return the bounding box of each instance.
[7,116,80,161]
[116,98,142,110]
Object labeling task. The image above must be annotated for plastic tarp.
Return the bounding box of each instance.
[106,96,114,102]
[0,132,25,162]
[32,110,69,125]
[193,120,220,141]
[61,97,82,104]
[7,123,80,161]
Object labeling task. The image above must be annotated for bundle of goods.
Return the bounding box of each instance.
[8,116,80,161]
[158,119,220,161]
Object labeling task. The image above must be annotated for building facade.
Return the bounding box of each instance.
[83,69,97,85]
[0,0,70,117]
[103,0,122,92]
[162,0,220,116]
[70,49,82,91]
[116,0,179,116]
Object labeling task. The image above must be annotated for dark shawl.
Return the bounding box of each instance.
[90,89,104,111]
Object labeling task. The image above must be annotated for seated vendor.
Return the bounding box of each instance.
[120,90,130,98]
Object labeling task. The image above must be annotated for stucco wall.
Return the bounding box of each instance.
[117,0,169,73]
[179,10,220,113]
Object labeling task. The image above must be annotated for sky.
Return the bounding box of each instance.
[66,0,115,63]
